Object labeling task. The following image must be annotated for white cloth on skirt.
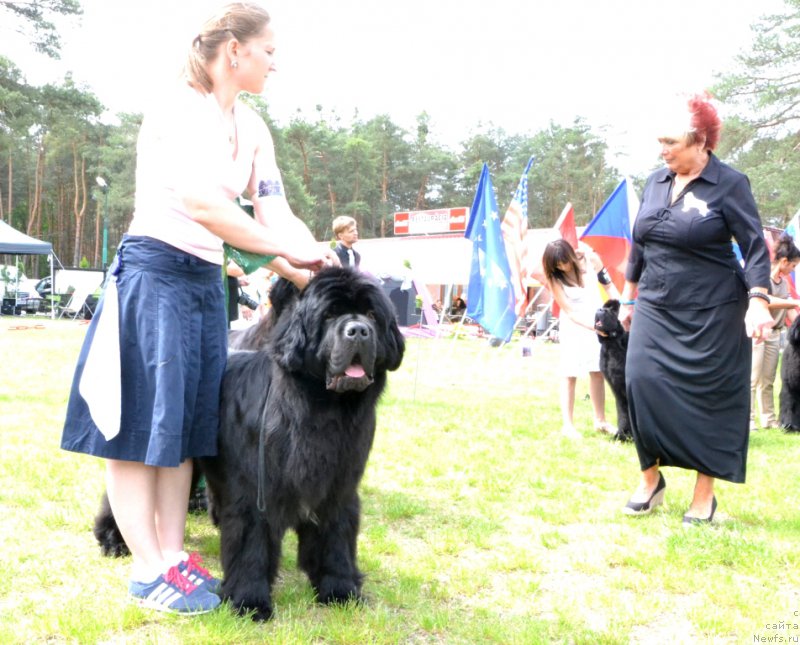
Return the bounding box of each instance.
[78,277,121,440]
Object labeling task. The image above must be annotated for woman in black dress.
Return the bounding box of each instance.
[618,94,774,524]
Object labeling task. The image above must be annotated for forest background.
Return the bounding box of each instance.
[2,0,800,276]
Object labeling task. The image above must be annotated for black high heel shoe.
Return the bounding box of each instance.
[682,496,717,525]
[623,472,666,516]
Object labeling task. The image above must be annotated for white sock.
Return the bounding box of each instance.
[162,550,189,567]
[130,562,168,584]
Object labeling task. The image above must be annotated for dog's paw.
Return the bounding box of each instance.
[188,489,208,514]
[95,529,130,558]
[101,540,131,558]
[227,596,274,622]
[317,575,363,605]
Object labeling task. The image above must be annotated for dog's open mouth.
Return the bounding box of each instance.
[327,358,374,393]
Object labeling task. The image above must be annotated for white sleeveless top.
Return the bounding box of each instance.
[129,86,266,265]
[557,258,603,376]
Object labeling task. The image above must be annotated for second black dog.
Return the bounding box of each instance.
[594,299,632,442]
[779,316,800,432]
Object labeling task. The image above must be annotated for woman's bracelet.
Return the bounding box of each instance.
[597,268,612,286]
[620,299,636,306]
[748,291,770,304]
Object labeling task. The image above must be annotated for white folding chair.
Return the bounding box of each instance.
[57,287,92,320]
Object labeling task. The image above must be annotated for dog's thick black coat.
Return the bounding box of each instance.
[202,267,404,620]
[92,281,299,556]
[779,316,800,431]
[594,299,632,442]
[93,267,405,620]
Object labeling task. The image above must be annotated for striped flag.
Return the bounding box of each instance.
[501,156,534,317]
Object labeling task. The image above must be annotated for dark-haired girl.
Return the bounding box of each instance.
[543,239,619,438]
[750,234,800,430]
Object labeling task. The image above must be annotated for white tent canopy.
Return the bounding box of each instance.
[0,220,56,318]
[0,220,53,255]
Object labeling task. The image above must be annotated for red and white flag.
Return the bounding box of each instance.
[501,156,534,317]
[554,202,578,249]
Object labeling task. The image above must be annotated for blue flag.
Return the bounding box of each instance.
[464,164,516,342]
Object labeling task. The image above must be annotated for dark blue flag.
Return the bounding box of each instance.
[464,164,516,342]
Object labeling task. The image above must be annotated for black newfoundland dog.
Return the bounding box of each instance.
[593,299,633,442]
[94,267,405,620]
[779,315,800,432]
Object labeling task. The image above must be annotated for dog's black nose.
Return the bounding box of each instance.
[344,320,371,340]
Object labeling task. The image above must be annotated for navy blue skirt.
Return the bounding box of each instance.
[626,298,750,483]
[61,235,227,467]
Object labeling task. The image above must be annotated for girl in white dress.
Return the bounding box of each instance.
[543,239,619,438]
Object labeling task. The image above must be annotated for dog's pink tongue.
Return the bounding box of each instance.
[345,364,366,378]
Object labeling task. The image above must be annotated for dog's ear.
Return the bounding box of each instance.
[382,318,405,372]
[268,278,300,322]
[369,288,405,371]
[604,299,621,316]
[271,300,308,372]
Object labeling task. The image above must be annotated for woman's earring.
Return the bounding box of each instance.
[231,60,238,69]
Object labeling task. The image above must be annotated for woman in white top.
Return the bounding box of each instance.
[543,239,619,438]
[61,3,335,614]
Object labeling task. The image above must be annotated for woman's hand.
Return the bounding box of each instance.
[283,246,330,272]
[619,303,634,331]
[745,298,776,343]
[585,246,603,272]
[618,281,637,331]
[322,248,341,267]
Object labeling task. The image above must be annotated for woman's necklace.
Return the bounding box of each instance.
[207,92,237,146]
[226,115,237,145]
[672,172,698,199]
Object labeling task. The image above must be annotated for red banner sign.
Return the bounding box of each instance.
[393,208,468,235]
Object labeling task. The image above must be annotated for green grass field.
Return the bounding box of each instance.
[1,318,799,644]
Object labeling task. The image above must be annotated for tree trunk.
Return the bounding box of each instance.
[58,185,68,265]
[299,140,310,189]
[71,144,88,266]
[6,151,11,219]
[381,146,389,237]
[318,152,336,217]
[414,174,428,210]
[27,144,45,236]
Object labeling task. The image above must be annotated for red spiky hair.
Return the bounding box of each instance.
[688,92,721,151]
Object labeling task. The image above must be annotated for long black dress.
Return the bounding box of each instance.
[625,153,770,483]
